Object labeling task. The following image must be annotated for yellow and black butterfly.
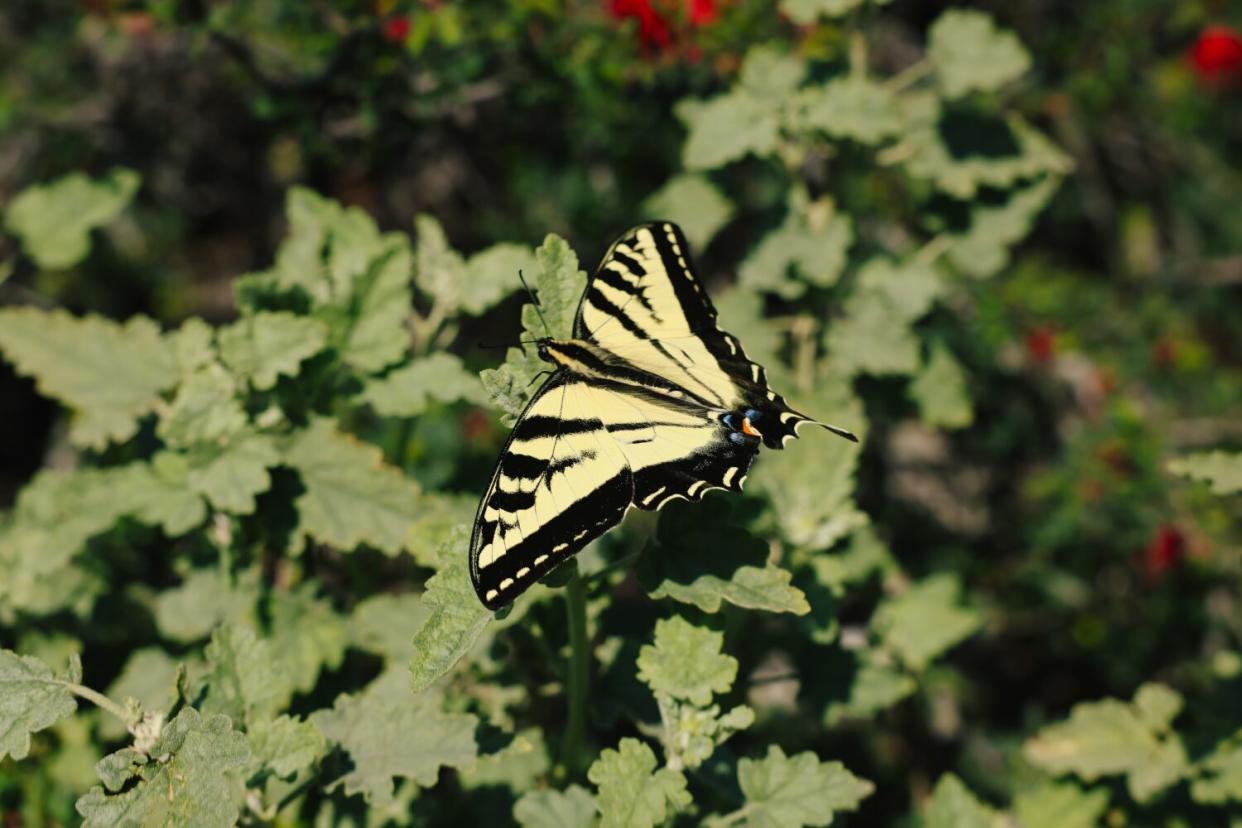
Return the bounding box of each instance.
[470,222,857,610]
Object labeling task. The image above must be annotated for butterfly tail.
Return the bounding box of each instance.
[767,406,858,449]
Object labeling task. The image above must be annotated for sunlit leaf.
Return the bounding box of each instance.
[267,584,349,694]
[946,177,1061,278]
[409,526,492,692]
[76,709,250,827]
[588,738,690,828]
[183,432,281,515]
[734,745,873,827]
[872,574,981,671]
[361,352,487,416]
[153,568,258,644]
[910,344,973,429]
[1190,732,1242,804]
[636,616,738,706]
[217,311,329,390]
[778,0,891,23]
[461,242,540,316]
[739,196,853,299]
[313,669,478,806]
[921,774,997,828]
[4,168,140,269]
[642,175,734,251]
[283,418,422,555]
[157,362,247,448]
[1012,782,1110,828]
[247,715,327,779]
[0,650,79,761]
[201,624,291,724]
[1169,451,1242,495]
[515,785,598,828]
[793,77,902,145]
[928,10,1032,98]
[0,308,177,449]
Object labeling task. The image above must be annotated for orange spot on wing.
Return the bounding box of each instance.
[741,417,762,438]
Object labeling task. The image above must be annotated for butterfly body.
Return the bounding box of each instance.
[470,223,855,610]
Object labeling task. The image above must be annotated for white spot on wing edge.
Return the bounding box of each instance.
[687,480,707,497]
[780,411,799,424]
[486,589,499,602]
[641,485,667,507]
[723,466,738,487]
[782,433,796,446]
[516,567,530,578]
[738,475,747,490]
[535,554,550,564]
[499,577,514,590]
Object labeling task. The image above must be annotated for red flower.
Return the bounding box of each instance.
[1142,524,1185,580]
[382,15,411,43]
[689,0,717,26]
[1025,328,1055,364]
[1188,26,1242,84]
[610,0,673,51]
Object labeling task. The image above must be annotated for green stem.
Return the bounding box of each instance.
[62,681,132,724]
[560,565,590,775]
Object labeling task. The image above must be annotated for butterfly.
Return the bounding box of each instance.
[470,222,856,610]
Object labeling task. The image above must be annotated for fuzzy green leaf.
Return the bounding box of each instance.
[460,729,550,790]
[461,242,539,316]
[409,527,493,692]
[201,624,290,724]
[928,10,1032,98]
[661,702,754,772]
[811,525,898,597]
[0,308,177,449]
[153,568,257,643]
[351,593,430,663]
[1012,782,1110,828]
[217,311,328,390]
[1023,683,1190,803]
[642,175,734,251]
[183,432,281,514]
[1190,732,1242,804]
[4,168,140,269]
[313,669,478,806]
[910,344,974,429]
[247,715,326,779]
[283,418,422,555]
[76,708,250,828]
[637,616,738,706]
[413,213,469,309]
[267,584,349,694]
[793,76,902,145]
[588,738,690,828]
[101,648,180,741]
[740,197,853,299]
[361,353,487,416]
[873,574,982,671]
[823,652,917,725]
[1169,450,1242,495]
[157,362,247,448]
[921,774,996,828]
[115,454,207,535]
[735,745,873,827]
[515,785,599,828]
[778,0,890,23]
[0,650,79,760]
[946,178,1060,278]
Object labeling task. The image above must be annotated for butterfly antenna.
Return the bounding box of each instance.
[518,269,552,338]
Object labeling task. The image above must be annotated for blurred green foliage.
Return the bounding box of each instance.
[1,1,1241,826]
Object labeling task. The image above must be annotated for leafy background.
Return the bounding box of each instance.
[2,1,1241,825]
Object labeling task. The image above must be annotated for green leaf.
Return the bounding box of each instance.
[76,708,250,828]
[873,574,982,671]
[0,308,177,449]
[116,453,208,535]
[168,317,216,377]
[183,432,281,514]
[778,0,891,23]
[792,77,902,145]
[157,362,247,448]
[855,257,947,323]
[1169,450,1242,495]
[680,47,804,170]
[4,168,140,270]
[910,344,974,429]
[1012,782,1110,828]
[946,178,1060,278]
[479,232,587,421]
[461,242,539,316]
[283,418,422,555]
[153,568,257,643]
[409,526,493,692]
[201,624,290,724]
[515,785,599,828]
[413,213,468,310]
[823,652,917,725]
[811,525,898,597]
[928,10,1032,98]
[920,774,997,828]
[361,353,487,416]
[460,729,551,790]
[0,649,79,760]
[247,714,326,779]
[898,94,1071,199]
[642,501,809,615]
[351,592,430,663]
[642,175,734,251]
[267,584,349,694]
[739,196,853,299]
[406,491,478,566]
[1023,683,1190,803]
[660,701,754,772]
[637,616,738,706]
[313,669,478,806]
[588,738,690,828]
[1190,731,1242,804]
[217,311,329,390]
[734,745,873,827]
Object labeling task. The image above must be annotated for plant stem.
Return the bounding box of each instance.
[62,681,132,724]
[560,564,590,775]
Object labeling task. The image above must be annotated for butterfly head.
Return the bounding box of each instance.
[534,337,553,362]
